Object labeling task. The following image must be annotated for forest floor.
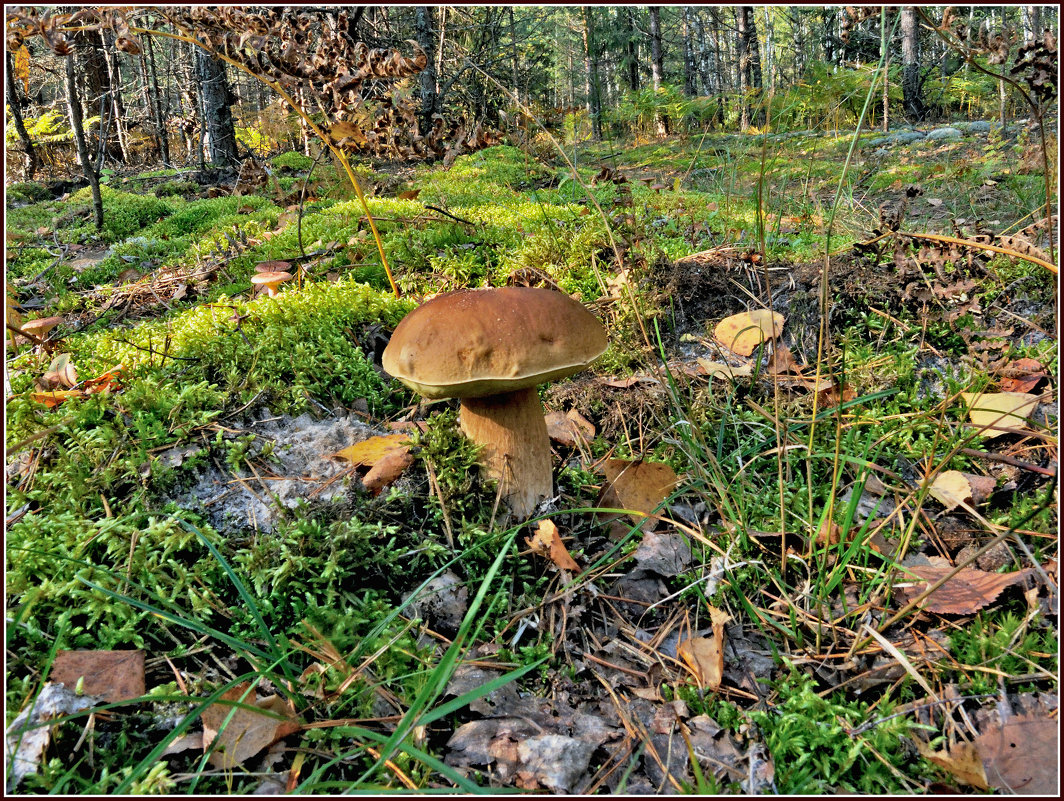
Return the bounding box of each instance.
[5,119,1059,794]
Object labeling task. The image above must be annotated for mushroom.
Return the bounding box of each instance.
[254,259,292,273]
[382,287,608,518]
[251,270,293,297]
[19,315,64,343]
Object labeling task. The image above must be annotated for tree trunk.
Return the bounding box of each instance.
[76,29,124,164]
[65,53,103,230]
[100,31,129,163]
[762,6,774,92]
[682,8,696,98]
[736,8,750,129]
[742,6,765,125]
[622,8,639,92]
[649,6,667,136]
[509,7,521,104]
[195,47,239,167]
[145,33,171,167]
[901,6,924,121]
[1022,6,1042,43]
[5,50,37,180]
[416,6,438,128]
[583,6,602,140]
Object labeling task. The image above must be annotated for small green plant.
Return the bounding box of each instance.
[751,668,928,794]
[271,150,314,172]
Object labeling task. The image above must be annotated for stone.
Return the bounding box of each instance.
[926,126,963,141]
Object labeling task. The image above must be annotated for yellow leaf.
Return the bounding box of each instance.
[331,434,408,467]
[927,470,974,511]
[960,391,1039,440]
[714,309,785,356]
[598,459,679,531]
[15,45,30,94]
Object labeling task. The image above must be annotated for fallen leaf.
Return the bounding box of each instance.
[695,359,752,380]
[926,470,996,511]
[914,738,989,789]
[5,684,98,790]
[714,309,785,356]
[677,607,730,690]
[601,375,660,388]
[526,519,580,572]
[598,459,679,531]
[927,197,943,206]
[397,189,420,200]
[332,433,408,467]
[817,381,856,407]
[544,409,595,447]
[974,712,1058,794]
[895,564,1035,614]
[960,391,1039,440]
[766,345,800,374]
[998,358,1048,393]
[361,445,413,496]
[30,389,84,407]
[40,353,78,389]
[50,650,145,703]
[202,683,300,770]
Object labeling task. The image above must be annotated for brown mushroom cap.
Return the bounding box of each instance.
[382,287,608,400]
[251,271,293,287]
[254,260,292,273]
[20,316,64,336]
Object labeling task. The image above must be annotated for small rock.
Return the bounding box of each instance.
[968,120,992,133]
[926,126,963,141]
[892,131,926,144]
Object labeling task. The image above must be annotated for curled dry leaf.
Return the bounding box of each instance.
[714,309,785,356]
[361,445,413,496]
[544,408,595,447]
[960,391,1039,439]
[894,564,1035,614]
[998,358,1048,393]
[526,519,580,572]
[598,459,679,531]
[202,683,300,770]
[696,358,752,380]
[677,607,731,690]
[914,738,989,790]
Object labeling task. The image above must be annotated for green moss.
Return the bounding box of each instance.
[271,150,315,172]
[68,185,174,242]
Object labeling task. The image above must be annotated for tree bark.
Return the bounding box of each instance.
[416,6,438,129]
[682,8,697,98]
[582,7,603,139]
[145,33,170,167]
[65,53,103,230]
[737,8,750,129]
[622,8,639,92]
[649,6,667,136]
[5,50,37,180]
[901,6,924,121]
[195,47,239,167]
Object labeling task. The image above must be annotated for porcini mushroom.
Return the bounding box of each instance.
[382,287,608,518]
[251,270,293,297]
[19,315,63,343]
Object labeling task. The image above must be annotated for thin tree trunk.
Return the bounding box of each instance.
[682,8,696,98]
[737,8,750,129]
[146,33,170,167]
[509,7,521,104]
[65,53,103,229]
[6,50,37,180]
[622,8,639,92]
[101,30,129,162]
[583,6,602,140]
[416,6,438,128]
[649,6,667,136]
[901,6,924,121]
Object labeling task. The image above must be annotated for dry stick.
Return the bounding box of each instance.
[901,230,1058,274]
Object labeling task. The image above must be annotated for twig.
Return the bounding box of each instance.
[959,448,1056,477]
[423,205,476,226]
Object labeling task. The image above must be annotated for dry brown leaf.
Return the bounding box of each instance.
[397,189,420,200]
[960,391,1039,439]
[677,607,731,690]
[974,712,1058,794]
[914,738,989,789]
[30,389,84,407]
[526,519,580,572]
[598,459,679,531]
[895,565,1035,614]
[600,375,659,389]
[695,358,752,380]
[361,445,413,496]
[714,309,785,356]
[999,358,1048,393]
[332,433,408,466]
[544,409,595,447]
[202,683,300,770]
[766,345,800,374]
[50,650,145,703]
[927,470,996,511]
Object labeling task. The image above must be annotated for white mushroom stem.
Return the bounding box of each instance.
[459,387,552,519]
